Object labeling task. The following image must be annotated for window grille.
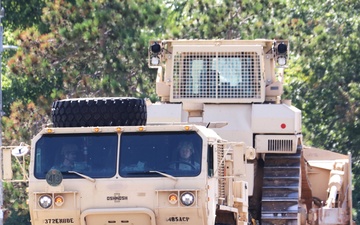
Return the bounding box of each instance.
[172,51,262,102]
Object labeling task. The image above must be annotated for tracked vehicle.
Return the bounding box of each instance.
[145,39,353,225]
[2,39,353,225]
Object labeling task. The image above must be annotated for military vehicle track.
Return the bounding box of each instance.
[261,151,301,225]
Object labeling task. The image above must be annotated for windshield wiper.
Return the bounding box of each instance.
[150,170,177,181]
[65,170,96,183]
[127,170,177,181]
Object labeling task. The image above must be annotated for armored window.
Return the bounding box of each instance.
[119,131,203,178]
[172,51,262,101]
[34,133,118,179]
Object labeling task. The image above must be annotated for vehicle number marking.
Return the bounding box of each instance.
[166,217,190,222]
[44,218,74,224]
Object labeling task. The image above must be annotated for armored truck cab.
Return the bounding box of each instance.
[26,120,253,225]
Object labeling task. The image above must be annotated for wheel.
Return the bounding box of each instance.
[166,161,197,170]
[51,97,147,127]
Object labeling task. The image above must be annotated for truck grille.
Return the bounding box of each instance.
[268,139,293,152]
[171,50,263,102]
[255,135,298,153]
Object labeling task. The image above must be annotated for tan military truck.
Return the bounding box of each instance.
[146,39,353,225]
[3,39,353,225]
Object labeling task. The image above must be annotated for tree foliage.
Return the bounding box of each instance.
[8,0,162,104]
[3,0,164,224]
[1,0,47,31]
[280,0,360,220]
[162,0,288,39]
[283,0,360,151]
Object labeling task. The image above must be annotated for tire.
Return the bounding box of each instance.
[51,97,147,127]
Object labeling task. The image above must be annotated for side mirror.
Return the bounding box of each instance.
[2,145,29,181]
[2,147,13,180]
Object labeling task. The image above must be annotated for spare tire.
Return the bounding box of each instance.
[51,97,147,127]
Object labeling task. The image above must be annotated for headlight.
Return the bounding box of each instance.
[168,193,178,205]
[151,56,160,65]
[54,195,64,207]
[39,195,52,209]
[180,192,195,206]
[277,56,287,66]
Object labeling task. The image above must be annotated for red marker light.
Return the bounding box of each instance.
[280,123,286,129]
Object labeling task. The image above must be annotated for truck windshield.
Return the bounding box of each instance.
[34,131,202,179]
[34,133,118,179]
[119,131,202,177]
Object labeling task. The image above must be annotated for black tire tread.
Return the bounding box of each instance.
[51,97,147,127]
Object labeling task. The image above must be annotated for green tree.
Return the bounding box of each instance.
[0,1,48,224]
[163,0,287,39]
[1,0,47,31]
[3,0,164,223]
[280,0,360,220]
[7,0,163,104]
